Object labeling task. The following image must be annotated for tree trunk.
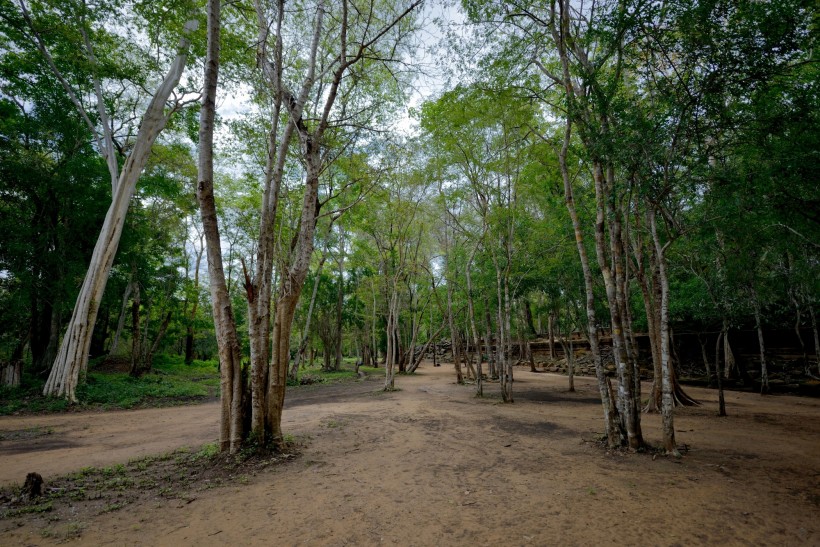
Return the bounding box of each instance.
[715,328,727,417]
[197,0,245,453]
[523,298,535,335]
[751,290,769,395]
[648,207,678,456]
[558,311,576,391]
[266,294,300,446]
[698,333,712,387]
[443,222,464,385]
[129,284,141,377]
[594,163,642,450]
[290,256,326,381]
[789,293,808,372]
[406,324,445,374]
[43,18,198,401]
[2,333,25,386]
[723,326,736,380]
[140,310,172,374]
[500,265,514,403]
[384,287,399,390]
[446,278,464,384]
[556,118,620,447]
[184,238,204,365]
[548,311,556,359]
[811,305,820,376]
[1,361,22,387]
[494,259,508,399]
[261,145,324,445]
[334,233,345,371]
[484,299,496,380]
[32,304,60,375]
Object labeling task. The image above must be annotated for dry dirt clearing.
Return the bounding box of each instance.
[2,364,819,546]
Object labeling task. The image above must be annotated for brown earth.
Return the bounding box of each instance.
[1,363,819,546]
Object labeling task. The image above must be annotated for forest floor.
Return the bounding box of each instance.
[1,363,819,546]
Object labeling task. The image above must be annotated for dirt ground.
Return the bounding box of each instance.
[1,364,819,546]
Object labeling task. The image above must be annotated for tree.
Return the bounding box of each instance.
[1,0,201,400]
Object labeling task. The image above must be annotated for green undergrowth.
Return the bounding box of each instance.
[1,355,384,416]
[0,355,219,416]
[287,363,381,387]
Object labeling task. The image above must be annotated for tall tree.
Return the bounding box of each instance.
[1,0,201,400]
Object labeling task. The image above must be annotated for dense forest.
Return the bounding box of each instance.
[0,0,818,458]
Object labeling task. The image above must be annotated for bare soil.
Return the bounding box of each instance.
[1,364,819,546]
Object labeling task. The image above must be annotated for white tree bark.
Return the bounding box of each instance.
[648,208,679,456]
[43,18,198,400]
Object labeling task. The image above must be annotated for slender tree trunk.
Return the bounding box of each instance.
[484,298,496,380]
[446,278,464,384]
[109,276,134,357]
[557,122,621,447]
[494,259,507,399]
[372,285,379,367]
[407,324,445,374]
[638,265,662,412]
[789,293,808,373]
[501,267,514,403]
[715,328,727,416]
[548,311,556,359]
[139,298,152,361]
[723,325,736,380]
[334,231,345,371]
[290,256,326,380]
[593,163,638,445]
[262,152,324,445]
[648,208,678,456]
[143,310,172,373]
[632,213,662,412]
[197,0,244,453]
[594,163,642,450]
[526,337,535,372]
[129,284,141,377]
[44,19,198,401]
[184,239,204,365]
[698,333,713,387]
[266,294,298,445]
[751,290,769,395]
[384,287,399,390]
[42,307,60,373]
[523,298,535,335]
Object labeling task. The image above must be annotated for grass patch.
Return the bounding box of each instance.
[287,362,381,387]
[0,355,220,416]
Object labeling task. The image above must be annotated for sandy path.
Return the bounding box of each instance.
[0,402,220,485]
[2,366,819,546]
[0,382,377,487]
